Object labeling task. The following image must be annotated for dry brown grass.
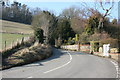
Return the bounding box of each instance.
[2,43,52,70]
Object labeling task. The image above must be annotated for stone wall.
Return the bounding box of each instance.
[61,44,90,51]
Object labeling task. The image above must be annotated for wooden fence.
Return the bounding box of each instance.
[1,37,30,52]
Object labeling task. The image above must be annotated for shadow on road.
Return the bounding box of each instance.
[40,48,64,62]
[21,48,92,67]
[22,48,64,67]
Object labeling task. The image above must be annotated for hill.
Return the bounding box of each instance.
[1,20,33,34]
[0,20,34,50]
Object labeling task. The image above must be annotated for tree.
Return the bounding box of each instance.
[112,19,117,24]
[97,0,114,29]
[55,17,75,42]
[85,12,101,35]
[89,31,110,41]
[60,6,89,33]
[71,17,86,34]
[34,28,44,43]
[1,1,32,24]
[60,6,81,19]
[32,10,57,44]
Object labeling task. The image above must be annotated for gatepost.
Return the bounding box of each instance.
[103,44,110,57]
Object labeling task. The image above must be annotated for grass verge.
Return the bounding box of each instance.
[2,43,53,70]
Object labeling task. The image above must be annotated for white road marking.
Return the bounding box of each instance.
[88,55,93,56]
[22,76,33,80]
[110,61,119,78]
[27,76,33,78]
[43,51,72,74]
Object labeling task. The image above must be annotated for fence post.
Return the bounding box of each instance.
[12,40,14,48]
[5,40,6,51]
[21,37,24,45]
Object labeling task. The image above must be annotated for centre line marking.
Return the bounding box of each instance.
[43,51,72,74]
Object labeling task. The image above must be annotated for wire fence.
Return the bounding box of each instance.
[0,37,30,52]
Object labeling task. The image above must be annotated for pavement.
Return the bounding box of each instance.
[1,48,118,79]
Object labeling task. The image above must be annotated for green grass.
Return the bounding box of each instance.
[0,20,34,50]
[0,33,30,50]
[1,20,33,34]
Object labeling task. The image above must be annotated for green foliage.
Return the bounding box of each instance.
[90,41,99,52]
[103,23,119,39]
[85,26,94,35]
[34,28,44,43]
[55,18,75,41]
[75,34,79,42]
[67,37,75,45]
[112,19,117,24]
[85,15,99,35]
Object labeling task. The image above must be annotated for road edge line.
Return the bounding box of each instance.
[110,61,119,78]
[43,51,72,74]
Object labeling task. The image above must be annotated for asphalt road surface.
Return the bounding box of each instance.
[2,48,117,78]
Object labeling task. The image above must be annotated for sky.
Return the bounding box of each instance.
[9,0,119,20]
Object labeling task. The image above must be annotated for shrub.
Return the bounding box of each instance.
[34,28,44,43]
[100,38,118,48]
[67,37,75,45]
[79,33,89,43]
[89,31,110,41]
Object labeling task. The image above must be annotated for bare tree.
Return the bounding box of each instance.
[97,0,114,29]
[60,6,89,34]
[32,10,57,44]
[71,17,86,34]
[80,0,114,29]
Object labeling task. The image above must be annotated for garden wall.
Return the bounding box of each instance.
[61,44,119,61]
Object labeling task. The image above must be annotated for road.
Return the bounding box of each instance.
[2,48,117,78]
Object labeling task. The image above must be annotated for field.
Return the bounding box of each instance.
[0,33,30,50]
[0,20,34,51]
[1,20,33,34]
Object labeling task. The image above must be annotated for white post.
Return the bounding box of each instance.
[103,44,110,57]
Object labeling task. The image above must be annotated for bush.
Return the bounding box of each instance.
[67,37,75,45]
[89,31,110,41]
[79,33,89,43]
[100,38,118,48]
[34,28,44,43]
[90,41,99,52]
